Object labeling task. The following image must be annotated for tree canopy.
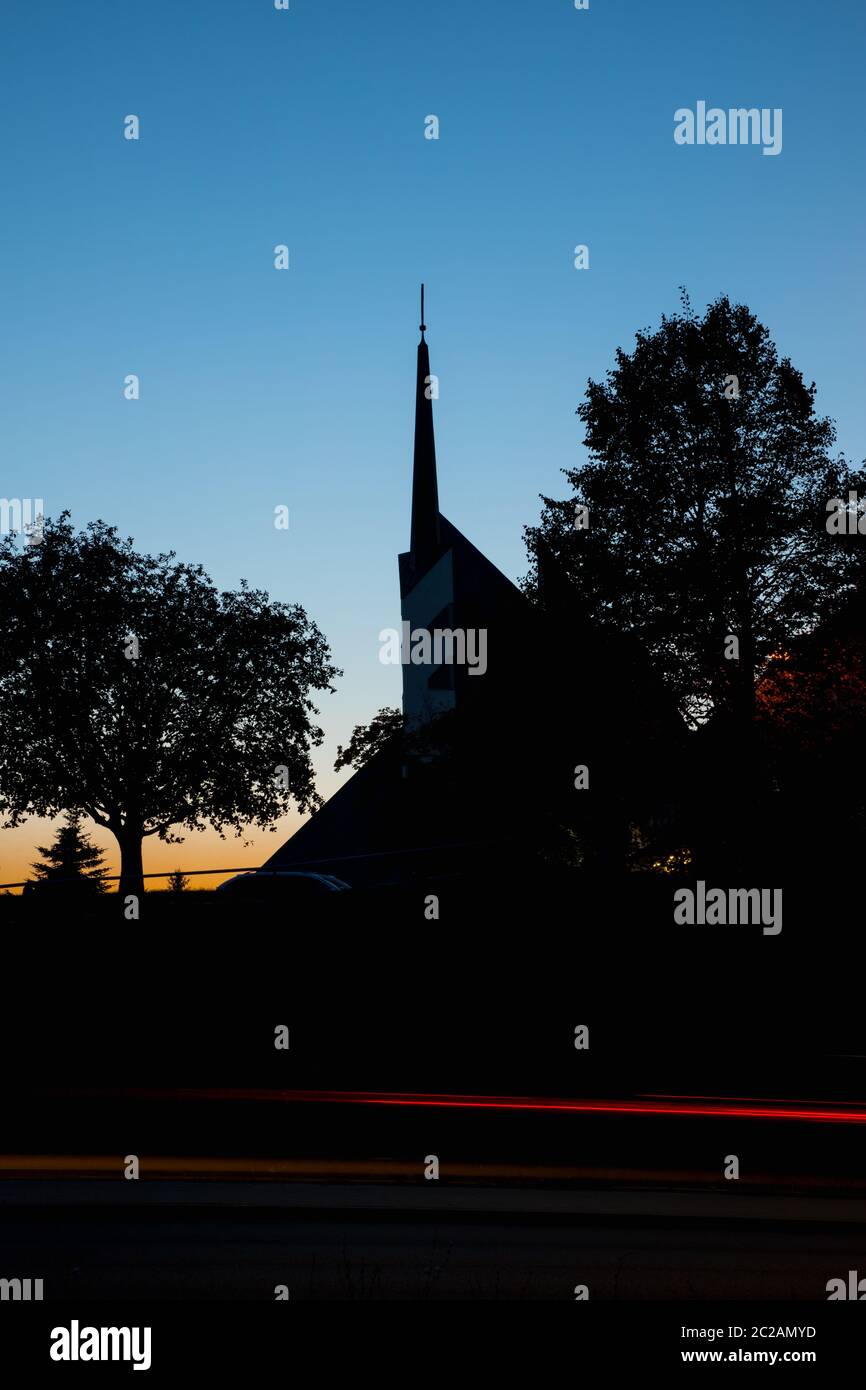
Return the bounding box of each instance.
[0,515,340,899]
[334,707,403,773]
[524,292,864,727]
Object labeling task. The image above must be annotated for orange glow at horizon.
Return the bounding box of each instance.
[0,809,309,892]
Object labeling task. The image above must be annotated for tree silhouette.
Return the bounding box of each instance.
[0,515,340,901]
[30,811,108,894]
[167,869,190,893]
[524,292,864,730]
[754,577,866,867]
[334,707,403,773]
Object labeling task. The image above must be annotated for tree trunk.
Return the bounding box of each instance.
[116,827,145,903]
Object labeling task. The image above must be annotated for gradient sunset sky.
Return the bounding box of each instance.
[1,0,863,885]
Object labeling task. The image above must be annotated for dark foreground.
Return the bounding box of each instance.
[3,1178,866,1301]
[1,868,864,1316]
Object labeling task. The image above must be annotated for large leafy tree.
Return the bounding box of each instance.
[524,293,863,729]
[0,515,340,900]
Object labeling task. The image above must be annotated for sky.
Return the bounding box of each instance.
[1,0,863,886]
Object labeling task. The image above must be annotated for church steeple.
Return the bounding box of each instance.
[410,284,441,571]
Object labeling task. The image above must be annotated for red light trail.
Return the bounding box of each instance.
[55,1087,866,1125]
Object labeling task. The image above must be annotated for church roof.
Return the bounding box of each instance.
[267,291,535,881]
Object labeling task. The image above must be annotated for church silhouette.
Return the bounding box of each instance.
[266,292,681,888]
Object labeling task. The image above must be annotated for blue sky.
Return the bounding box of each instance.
[1,0,863,877]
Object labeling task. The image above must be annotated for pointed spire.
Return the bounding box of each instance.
[410,283,441,570]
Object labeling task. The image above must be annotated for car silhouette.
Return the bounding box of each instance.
[215,870,351,907]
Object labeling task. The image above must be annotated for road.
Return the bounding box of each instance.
[2,1179,865,1300]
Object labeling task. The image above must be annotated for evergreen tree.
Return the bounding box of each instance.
[30,812,109,893]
